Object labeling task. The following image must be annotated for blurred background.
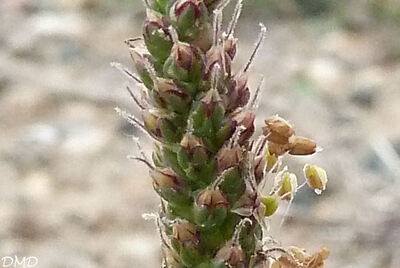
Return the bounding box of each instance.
[1,0,400,267]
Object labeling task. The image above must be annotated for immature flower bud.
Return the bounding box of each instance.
[178,134,212,184]
[267,141,290,156]
[232,111,255,144]
[204,45,231,78]
[216,242,244,266]
[227,72,250,111]
[289,136,317,156]
[195,189,229,228]
[196,189,229,208]
[254,147,278,183]
[143,110,162,138]
[174,43,195,70]
[169,0,209,42]
[144,0,168,13]
[200,88,224,117]
[164,42,204,84]
[143,10,173,64]
[155,78,190,114]
[151,168,182,191]
[216,145,242,172]
[173,222,199,245]
[180,134,204,152]
[263,116,295,145]
[260,195,278,217]
[304,164,328,194]
[192,27,213,52]
[155,78,178,92]
[130,47,154,90]
[143,111,182,142]
[190,89,226,140]
[151,168,187,202]
[224,35,237,60]
[276,171,297,201]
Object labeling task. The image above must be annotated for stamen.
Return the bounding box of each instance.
[212,9,223,46]
[111,62,143,84]
[259,156,282,191]
[258,247,288,259]
[279,198,294,233]
[243,23,267,73]
[269,166,288,195]
[246,151,258,191]
[257,248,303,268]
[226,0,243,37]
[248,76,264,109]
[296,180,308,192]
[253,135,267,156]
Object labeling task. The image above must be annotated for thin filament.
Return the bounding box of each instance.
[111,62,142,83]
[126,85,146,110]
[244,23,267,73]
[227,0,243,37]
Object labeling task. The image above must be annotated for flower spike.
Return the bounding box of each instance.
[114,0,329,266]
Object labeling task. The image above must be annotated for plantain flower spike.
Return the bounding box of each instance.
[115,0,329,266]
